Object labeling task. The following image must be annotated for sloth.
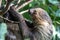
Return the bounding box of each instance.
[29,8,53,40]
[4,7,53,40]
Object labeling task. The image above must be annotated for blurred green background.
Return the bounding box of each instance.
[2,0,60,40]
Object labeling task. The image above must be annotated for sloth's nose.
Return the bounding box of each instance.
[29,9,35,14]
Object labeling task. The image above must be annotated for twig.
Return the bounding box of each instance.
[4,0,14,13]
[19,9,29,14]
[0,15,19,24]
[0,0,2,7]
[12,0,21,8]
[16,0,33,11]
[0,0,14,15]
[25,18,32,23]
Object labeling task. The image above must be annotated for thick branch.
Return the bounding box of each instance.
[16,0,33,11]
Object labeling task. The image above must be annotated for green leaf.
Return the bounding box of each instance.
[55,9,60,17]
[48,0,59,5]
[0,23,7,40]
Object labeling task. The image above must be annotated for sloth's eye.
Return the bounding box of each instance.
[33,10,36,14]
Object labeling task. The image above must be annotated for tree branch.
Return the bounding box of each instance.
[16,0,33,11]
[0,0,14,15]
[19,9,29,14]
[4,0,14,13]
[0,0,2,8]
[12,0,21,8]
[0,15,19,24]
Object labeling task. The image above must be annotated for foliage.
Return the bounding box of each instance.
[0,23,7,40]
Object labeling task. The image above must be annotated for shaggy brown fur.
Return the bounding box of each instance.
[29,8,53,40]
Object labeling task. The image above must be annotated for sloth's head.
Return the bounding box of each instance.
[29,8,52,25]
[29,8,53,40]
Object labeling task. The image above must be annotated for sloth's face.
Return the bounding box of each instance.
[29,8,45,20]
[29,8,51,26]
